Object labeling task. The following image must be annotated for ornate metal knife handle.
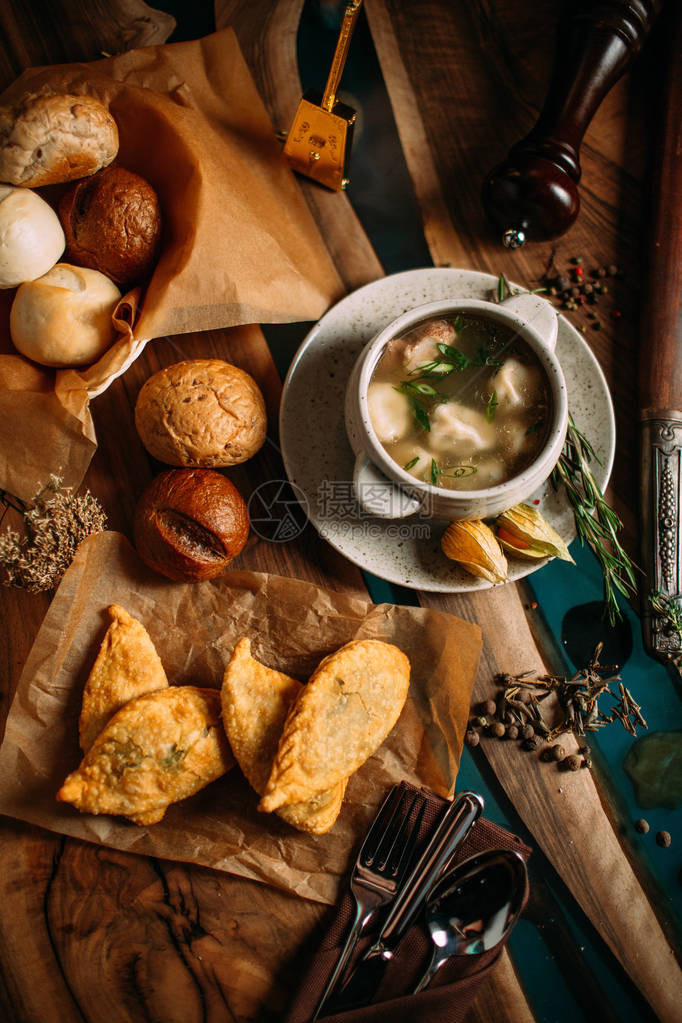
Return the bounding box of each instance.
[640,411,682,660]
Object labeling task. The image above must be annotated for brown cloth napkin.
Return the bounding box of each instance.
[284,784,531,1023]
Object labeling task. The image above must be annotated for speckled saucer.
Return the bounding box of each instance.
[279,268,615,592]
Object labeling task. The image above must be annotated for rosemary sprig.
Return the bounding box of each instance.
[648,590,682,639]
[551,415,638,625]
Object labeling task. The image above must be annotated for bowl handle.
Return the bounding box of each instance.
[353,454,422,519]
[502,292,558,352]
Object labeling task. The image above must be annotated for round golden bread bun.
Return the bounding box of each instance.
[59,167,162,290]
[135,359,267,467]
[10,263,122,368]
[133,468,250,582]
[0,184,65,289]
[0,91,118,187]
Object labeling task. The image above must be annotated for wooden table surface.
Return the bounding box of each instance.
[0,2,681,1021]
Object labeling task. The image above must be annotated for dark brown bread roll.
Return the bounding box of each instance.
[0,91,118,187]
[59,166,162,290]
[133,469,249,583]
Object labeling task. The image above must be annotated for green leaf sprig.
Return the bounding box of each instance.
[648,591,682,639]
[430,458,477,485]
[551,415,638,625]
[495,273,548,303]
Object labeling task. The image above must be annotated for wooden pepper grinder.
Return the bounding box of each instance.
[482,0,662,247]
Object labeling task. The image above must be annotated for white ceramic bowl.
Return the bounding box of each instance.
[344,292,568,520]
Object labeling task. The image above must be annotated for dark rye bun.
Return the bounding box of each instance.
[133,469,249,583]
[59,166,162,290]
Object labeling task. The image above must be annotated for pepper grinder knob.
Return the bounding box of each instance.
[482,0,662,245]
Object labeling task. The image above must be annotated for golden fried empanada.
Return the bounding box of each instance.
[221,637,345,834]
[259,640,410,813]
[79,604,168,752]
[58,687,234,824]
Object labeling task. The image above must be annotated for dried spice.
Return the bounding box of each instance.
[496,643,647,741]
[0,476,106,592]
[465,643,648,773]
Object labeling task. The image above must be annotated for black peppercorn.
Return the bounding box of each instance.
[564,754,581,771]
[506,724,519,741]
[465,730,480,748]
[550,744,566,762]
[656,831,672,848]
[635,819,650,834]
[481,699,497,717]
[522,736,541,752]
[521,723,535,740]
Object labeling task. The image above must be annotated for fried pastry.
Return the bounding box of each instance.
[259,640,410,813]
[58,687,234,824]
[221,637,345,834]
[79,604,168,752]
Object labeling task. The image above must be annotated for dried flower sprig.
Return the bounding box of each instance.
[552,415,638,625]
[0,476,106,591]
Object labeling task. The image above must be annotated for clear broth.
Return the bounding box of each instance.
[367,313,551,491]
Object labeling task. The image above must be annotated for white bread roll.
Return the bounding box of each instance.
[0,185,65,289]
[10,263,121,367]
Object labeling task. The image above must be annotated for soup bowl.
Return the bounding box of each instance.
[344,292,568,520]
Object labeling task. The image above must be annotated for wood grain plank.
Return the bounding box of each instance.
[365,0,648,554]
[364,0,682,1018]
[0,0,175,90]
[0,7,370,1019]
[215,0,384,292]
[0,2,671,1021]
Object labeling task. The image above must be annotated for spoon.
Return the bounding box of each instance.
[413,849,528,993]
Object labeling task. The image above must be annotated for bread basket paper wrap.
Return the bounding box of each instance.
[0,531,481,905]
[0,28,344,502]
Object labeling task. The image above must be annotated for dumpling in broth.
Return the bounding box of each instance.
[367,382,412,443]
[489,358,543,411]
[428,402,496,456]
[472,456,508,487]
[403,319,455,373]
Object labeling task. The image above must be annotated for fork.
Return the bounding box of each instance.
[311,783,428,1021]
